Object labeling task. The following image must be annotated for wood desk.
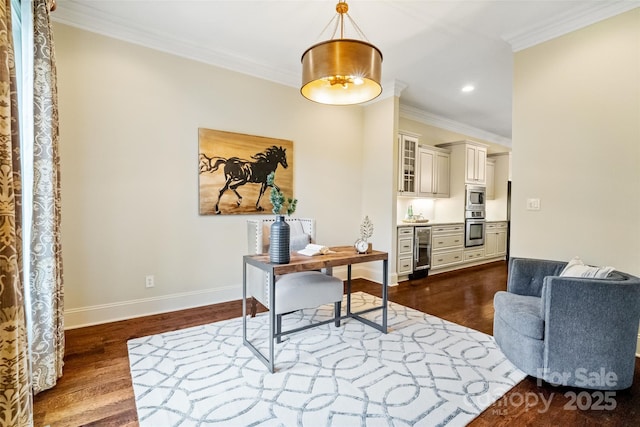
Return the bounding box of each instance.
[242,246,389,372]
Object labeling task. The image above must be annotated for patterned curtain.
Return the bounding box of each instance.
[29,0,63,394]
[0,0,32,424]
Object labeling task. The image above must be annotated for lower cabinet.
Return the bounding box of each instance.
[485,222,507,258]
[397,221,507,280]
[431,224,464,269]
[464,248,484,261]
[397,227,414,275]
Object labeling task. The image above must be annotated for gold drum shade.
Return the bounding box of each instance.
[301,39,383,105]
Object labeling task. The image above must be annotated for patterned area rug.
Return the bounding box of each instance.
[128,292,525,426]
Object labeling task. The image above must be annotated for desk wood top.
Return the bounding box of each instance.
[244,246,388,275]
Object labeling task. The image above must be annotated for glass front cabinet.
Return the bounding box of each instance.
[398,134,418,196]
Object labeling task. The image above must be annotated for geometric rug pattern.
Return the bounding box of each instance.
[128,292,525,426]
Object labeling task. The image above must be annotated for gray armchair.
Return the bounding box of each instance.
[494,257,640,390]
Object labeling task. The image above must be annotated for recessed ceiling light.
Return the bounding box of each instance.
[461,85,475,93]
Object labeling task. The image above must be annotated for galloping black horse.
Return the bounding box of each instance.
[199,145,288,214]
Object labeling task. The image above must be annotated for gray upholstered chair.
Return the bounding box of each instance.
[246,218,343,342]
[494,257,640,390]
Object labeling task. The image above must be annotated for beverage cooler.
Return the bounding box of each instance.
[409,226,431,280]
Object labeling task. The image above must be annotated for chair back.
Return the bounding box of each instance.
[247,218,316,255]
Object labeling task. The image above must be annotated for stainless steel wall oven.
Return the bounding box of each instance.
[465,215,485,247]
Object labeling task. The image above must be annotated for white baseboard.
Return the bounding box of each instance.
[637,333,640,357]
[64,286,241,330]
[64,266,397,330]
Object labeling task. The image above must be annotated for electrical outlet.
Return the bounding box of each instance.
[145,275,155,288]
[526,198,541,211]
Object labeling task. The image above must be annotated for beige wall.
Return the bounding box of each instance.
[362,96,398,283]
[55,23,369,327]
[511,9,640,275]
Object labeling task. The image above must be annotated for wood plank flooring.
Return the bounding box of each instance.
[34,260,640,426]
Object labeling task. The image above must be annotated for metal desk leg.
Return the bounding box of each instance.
[347,264,352,315]
[242,260,276,373]
[382,259,388,333]
[268,270,276,373]
[242,259,247,344]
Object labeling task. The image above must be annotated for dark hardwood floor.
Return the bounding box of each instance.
[34,261,640,426]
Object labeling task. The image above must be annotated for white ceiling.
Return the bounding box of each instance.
[52,1,637,148]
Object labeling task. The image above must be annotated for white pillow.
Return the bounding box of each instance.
[559,256,614,279]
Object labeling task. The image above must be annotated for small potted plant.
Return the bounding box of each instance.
[267,172,297,263]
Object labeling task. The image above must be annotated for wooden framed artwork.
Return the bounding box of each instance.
[198,128,294,215]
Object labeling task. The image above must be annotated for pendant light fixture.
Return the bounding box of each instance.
[301,1,383,105]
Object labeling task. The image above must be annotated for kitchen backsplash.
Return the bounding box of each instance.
[397,197,506,223]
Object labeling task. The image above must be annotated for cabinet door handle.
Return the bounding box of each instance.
[437,241,444,244]
[454,256,460,259]
[437,258,443,262]
[454,239,460,243]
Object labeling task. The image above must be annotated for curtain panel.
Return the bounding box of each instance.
[29,0,63,394]
[0,0,32,424]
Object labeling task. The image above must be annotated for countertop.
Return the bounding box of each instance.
[397,219,507,227]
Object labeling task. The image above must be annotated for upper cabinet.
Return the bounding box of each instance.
[464,144,487,185]
[398,133,450,198]
[417,145,450,198]
[436,140,489,186]
[398,134,418,196]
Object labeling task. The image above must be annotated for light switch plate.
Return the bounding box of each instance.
[526,198,541,210]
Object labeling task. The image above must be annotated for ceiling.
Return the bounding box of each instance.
[51,1,636,149]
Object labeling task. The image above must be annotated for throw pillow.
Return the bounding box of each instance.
[559,256,614,279]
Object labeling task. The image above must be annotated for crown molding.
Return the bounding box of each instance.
[363,79,408,105]
[503,2,638,52]
[399,104,512,148]
[51,2,300,88]
[387,80,409,98]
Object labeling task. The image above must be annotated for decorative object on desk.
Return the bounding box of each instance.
[354,239,368,254]
[198,128,293,215]
[267,172,298,264]
[297,243,333,257]
[355,215,374,254]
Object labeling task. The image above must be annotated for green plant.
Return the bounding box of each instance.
[267,172,297,216]
[360,216,374,241]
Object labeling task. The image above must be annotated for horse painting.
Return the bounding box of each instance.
[200,145,289,214]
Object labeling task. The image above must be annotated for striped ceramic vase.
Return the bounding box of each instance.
[269,215,290,264]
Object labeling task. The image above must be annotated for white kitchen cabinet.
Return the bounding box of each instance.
[485,222,507,259]
[486,158,495,200]
[397,227,414,275]
[436,140,488,187]
[496,229,507,256]
[434,151,450,198]
[464,247,485,261]
[465,144,487,185]
[398,134,418,196]
[417,146,450,198]
[431,224,464,269]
